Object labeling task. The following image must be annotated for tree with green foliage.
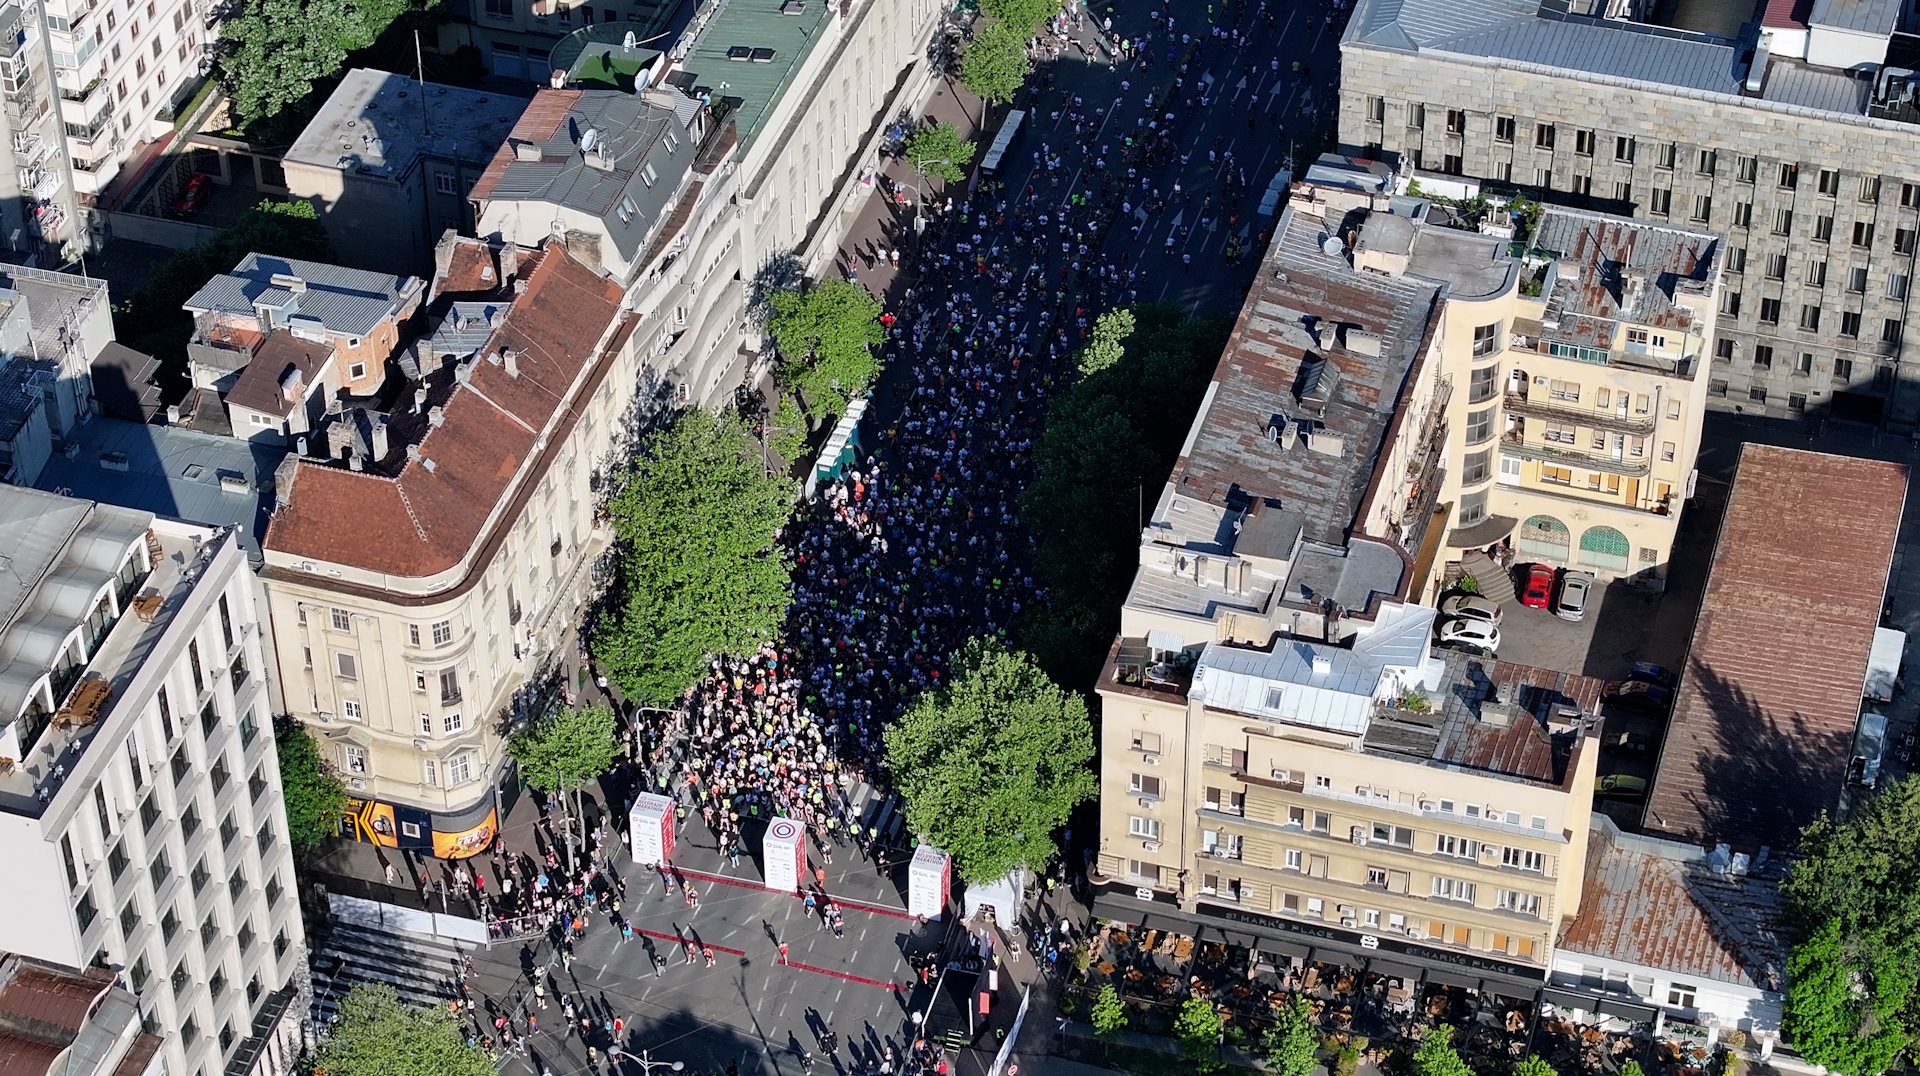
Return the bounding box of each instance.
[884,638,1095,884]
[1089,983,1127,1054]
[1173,996,1224,1073]
[1411,1025,1475,1076]
[218,0,412,130]
[1514,1055,1558,1076]
[115,199,334,381]
[593,411,791,706]
[1263,995,1319,1076]
[904,121,977,186]
[274,715,348,858]
[1781,776,1920,1075]
[983,0,1057,29]
[768,395,810,468]
[1617,1063,1646,1076]
[768,277,885,423]
[961,21,1031,106]
[1021,305,1227,685]
[314,983,494,1076]
[507,705,618,860]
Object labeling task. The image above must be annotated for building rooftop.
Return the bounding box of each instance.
[667,0,834,150]
[264,242,629,580]
[470,88,699,266]
[1192,610,1600,786]
[35,418,286,565]
[0,267,107,365]
[183,254,425,340]
[1526,208,1718,352]
[89,342,162,424]
[1172,198,1440,548]
[1557,817,1787,994]
[0,952,159,1076]
[1646,445,1907,852]
[284,68,530,179]
[1343,0,1920,123]
[222,332,334,418]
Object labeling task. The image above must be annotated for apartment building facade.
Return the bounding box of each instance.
[1092,191,1603,988]
[0,487,306,1076]
[1338,0,1920,429]
[259,242,651,851]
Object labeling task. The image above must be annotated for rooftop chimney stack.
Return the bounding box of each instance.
[504,348,520,377]
[428,405,445,428]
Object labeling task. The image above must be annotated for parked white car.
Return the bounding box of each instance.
[1437,617,1501,656]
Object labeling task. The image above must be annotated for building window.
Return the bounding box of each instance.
[407,624,420,647]
[1789,393,1808,413]
[423,760,438,786]
[1668,983,1698,1009]
[1836,357,1855,382]
[1886,318,1905,345]
[1904,181,1920,207]
[1808,260,1827,287]
[1655,142,1676,169]
[1494,115,1514,143]
[1749,387,1768,404]
[1649,189,1670,216]
[1613,136,1634,163]
[1765,253,1787,280]
[443,711,464,735]
[1128,816,1162,840]
[348,362,367,380]
[1850,266,1870,293]
[1814,215,1833,243]
[342,698,362,722]
[1406,103,1425,129]
[1613,181,1632,203]
[1497,890,1543,917]
[434,173,458,195]
[1535,123,1555,149]
[1899,228,1917,256]
[439,667,461,704]
[343,744,366,774]
[1366,96,1385,123]
[1854,221,1875,248]
[1432,877,1477,903]
[1472,321,1502,357]
[1465,408,1494,444]
[1779,162,1799,189]
[1731,201,1752,228]
[329,608,351,632]
[1759,298,1781,325]
[1727,247,1746,274]
[1574,129,1594,157]
[1502,847,1546,871]
[1690,195,1711,222]
[1892,275,1910,301]
[1800,305,1822,332]
[1696,149,1716,175]
[1714,337,1735,362]
[1708,379,1728,397]
[432,620,453,647]
[1129,773,1163,797]
[1843,311,1863,338]
[1547,378,1580,402]
[1773,209,1794,236]
[1861,176,1880,202]
[335,652,358,680]
[1435,834,1479,859]
[1817,168,1839,195]
[1796,352,1815,375]
[1130,730,1162,752]
[445,752,475,786]
[1446,109,1466,134]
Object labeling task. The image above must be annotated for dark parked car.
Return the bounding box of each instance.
[1604,679,1675,714]
[1627,661,1678,690]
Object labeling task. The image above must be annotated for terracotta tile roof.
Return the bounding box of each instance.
[0,955,120,1076]
[1646,445,1908,852]
[469,90,583,203]
[1763,0,1814,27]
[223,331,334,417]
[435,236,503,299]
[1557,822,1787,992]
[265,243,627,578]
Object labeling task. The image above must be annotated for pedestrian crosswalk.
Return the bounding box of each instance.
[308,920,466,1027]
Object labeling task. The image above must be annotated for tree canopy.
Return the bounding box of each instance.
[961,21,1031,106]
[1514,1056,1559,1076]
[1172,997,1224,1073]
[982,0,1058,28]
[1021,305,1227,684]
[274,715,347,857]
[1781,778,1920,1074]
[218,0,411,130]
[1263,995,1319,1076]
[904,121,977,186]
[768,276,886,423]
[1090,984,1127,1039]
[592,411,792,706]
[314,983,495,1076]
[1411,1026,1475,1076]
[508,705,618,796]
[883,638,1095,883]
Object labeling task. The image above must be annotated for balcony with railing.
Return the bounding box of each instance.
[57,77,99,103]
[1501,429,1652,477]
[1503,388,1656,434]
[1509,321,1702,380]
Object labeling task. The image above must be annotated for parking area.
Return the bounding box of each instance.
[1441,551,1667,681]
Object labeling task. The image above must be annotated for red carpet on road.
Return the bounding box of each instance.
[670,865,920,921]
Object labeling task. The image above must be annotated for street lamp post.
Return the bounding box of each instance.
[610,1050,684,1076]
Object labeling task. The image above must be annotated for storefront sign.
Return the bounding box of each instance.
[431,808,498,860]
[345,798,399,848]
[1194,902,1546,983]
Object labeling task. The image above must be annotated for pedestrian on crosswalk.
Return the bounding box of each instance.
[534,981,547,1008]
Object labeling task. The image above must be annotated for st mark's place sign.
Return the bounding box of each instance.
[1195,902,1547,983]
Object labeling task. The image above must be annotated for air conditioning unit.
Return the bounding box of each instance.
[1271,768,1291,781]
[1137,798,1154,808]
[1142,753,1160,765]
[348,778,368,791]
[1142,841,1161,852]
[1350,827,1368,846]
[1417,799,1435,811]
[1341,918,1358,928]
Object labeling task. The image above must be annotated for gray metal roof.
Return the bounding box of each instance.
[284,68,529,176]
[36,418,285,565]
[0,357,52,442]
[183,254,423,339]
[475,89,697,264]
[1761,57,1874,112]
[1808,0,1900,33]
[1344,0,1752,99]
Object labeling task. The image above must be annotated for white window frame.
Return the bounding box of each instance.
[1127,816,1161,840]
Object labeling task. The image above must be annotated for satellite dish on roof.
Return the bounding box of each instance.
[581,127,600,153]
[623,30,637,48]
[1321,235,1343,257]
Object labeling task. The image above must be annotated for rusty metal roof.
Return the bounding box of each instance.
[1531,209,1718,351]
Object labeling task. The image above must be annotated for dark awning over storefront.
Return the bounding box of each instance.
[1596,998,1660,1023]
[1367,958,1425,983]
[1542,987,1595,1011]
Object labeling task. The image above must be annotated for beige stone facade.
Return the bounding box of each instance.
[1337,42,1920,428]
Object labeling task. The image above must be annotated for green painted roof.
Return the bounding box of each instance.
[671,0,832,150]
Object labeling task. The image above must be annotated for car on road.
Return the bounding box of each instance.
[1519,564,1556,609]
[1552,569,1593,622]
[1437,617,1500,656]
[171,173,211,217]
[1439,593,1502,626]
[1595,774,1649,801]
[1604,679,1675,714]
[1626,661,1678,690]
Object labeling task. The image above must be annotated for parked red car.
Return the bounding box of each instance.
[1519,564,1556,609]
[171,173,211,216]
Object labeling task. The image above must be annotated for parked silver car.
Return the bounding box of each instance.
[1553,569,1594,622]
